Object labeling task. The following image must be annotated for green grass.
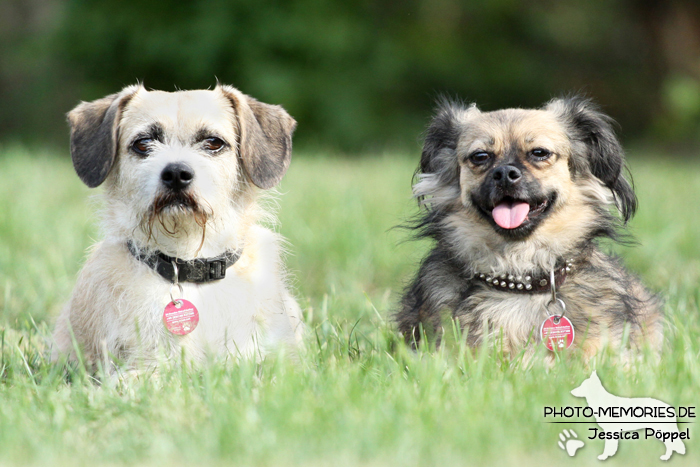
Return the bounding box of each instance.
[0,146,699,466]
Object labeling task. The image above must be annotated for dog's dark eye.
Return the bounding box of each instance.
[530,148,552,161]
[203,137,226,153]
[131,138,153,156]
[468,151,491,165]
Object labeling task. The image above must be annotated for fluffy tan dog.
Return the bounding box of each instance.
[397,96,662,360]
[52,84,304,371]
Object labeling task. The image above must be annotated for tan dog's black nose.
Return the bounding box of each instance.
[161,162,194,190]
[492,165,522,187]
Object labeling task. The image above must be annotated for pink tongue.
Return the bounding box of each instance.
[492,201,530,229]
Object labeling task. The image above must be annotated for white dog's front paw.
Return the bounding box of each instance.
[558,429,584,457]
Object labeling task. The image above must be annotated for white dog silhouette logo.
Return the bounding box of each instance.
[571,371,686,461]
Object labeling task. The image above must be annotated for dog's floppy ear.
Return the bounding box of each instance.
[220,86,296,189]
[67,85,140,188]
[420,98,476,177]
[548,96,637,222]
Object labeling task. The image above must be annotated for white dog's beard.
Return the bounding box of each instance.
[140,190,214,252]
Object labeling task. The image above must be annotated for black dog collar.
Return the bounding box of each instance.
[127,241,242,284]
[473,257,576,294]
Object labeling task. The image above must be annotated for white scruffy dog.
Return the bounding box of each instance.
[52,84,304,371]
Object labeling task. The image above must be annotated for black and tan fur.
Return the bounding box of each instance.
[397,96,662,360]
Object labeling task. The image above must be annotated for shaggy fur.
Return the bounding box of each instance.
[52,84,304,371]
[397,96,662,360]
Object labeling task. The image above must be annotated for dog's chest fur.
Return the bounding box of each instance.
[401,243,662,357]
[56,226,301,366]
[459,291,549,348]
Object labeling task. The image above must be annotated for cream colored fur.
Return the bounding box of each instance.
[52,85,303,370]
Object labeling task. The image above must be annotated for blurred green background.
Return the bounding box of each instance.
[1,4,700,465]
[3,0,700,152]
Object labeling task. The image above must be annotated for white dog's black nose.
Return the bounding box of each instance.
[161,162,194,190]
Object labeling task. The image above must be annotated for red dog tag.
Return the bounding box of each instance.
[163,299,199,335]
[541,315,575,351]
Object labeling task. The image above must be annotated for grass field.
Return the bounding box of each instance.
[0,146,699,466]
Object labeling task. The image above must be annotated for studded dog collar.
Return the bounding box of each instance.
[473,258,575,294]
[127,241,242,284]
